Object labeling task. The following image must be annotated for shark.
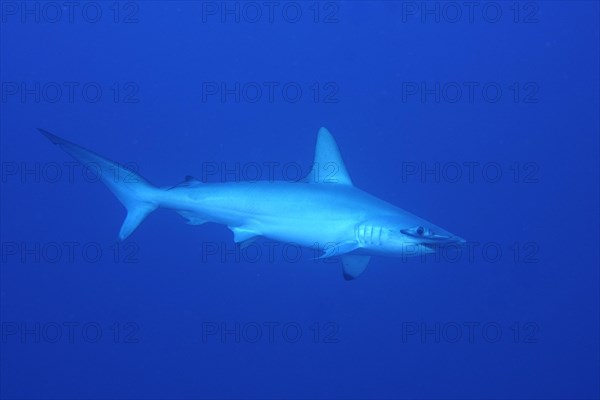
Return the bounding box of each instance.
[39,127,465,280]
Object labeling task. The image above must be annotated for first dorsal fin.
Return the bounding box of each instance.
[302,127,353,185]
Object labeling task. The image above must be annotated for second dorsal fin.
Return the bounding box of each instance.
[170,175,202,190]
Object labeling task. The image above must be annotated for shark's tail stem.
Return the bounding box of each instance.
[39,129,160,240]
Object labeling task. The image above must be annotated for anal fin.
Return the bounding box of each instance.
[177,210,207,226]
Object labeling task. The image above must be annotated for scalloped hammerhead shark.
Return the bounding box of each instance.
[40,127,465,280]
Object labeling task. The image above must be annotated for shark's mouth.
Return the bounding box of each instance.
[420,240,463,250]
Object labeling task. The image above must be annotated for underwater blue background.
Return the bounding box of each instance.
[1,1,599,399]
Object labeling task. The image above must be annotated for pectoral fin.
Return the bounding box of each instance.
[341,255,371,280]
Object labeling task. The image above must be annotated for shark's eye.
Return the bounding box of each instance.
[416,226,424,235]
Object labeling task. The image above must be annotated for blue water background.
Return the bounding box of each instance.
[1,2,599,399]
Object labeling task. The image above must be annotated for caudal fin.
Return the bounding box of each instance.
[39,128,159,240]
